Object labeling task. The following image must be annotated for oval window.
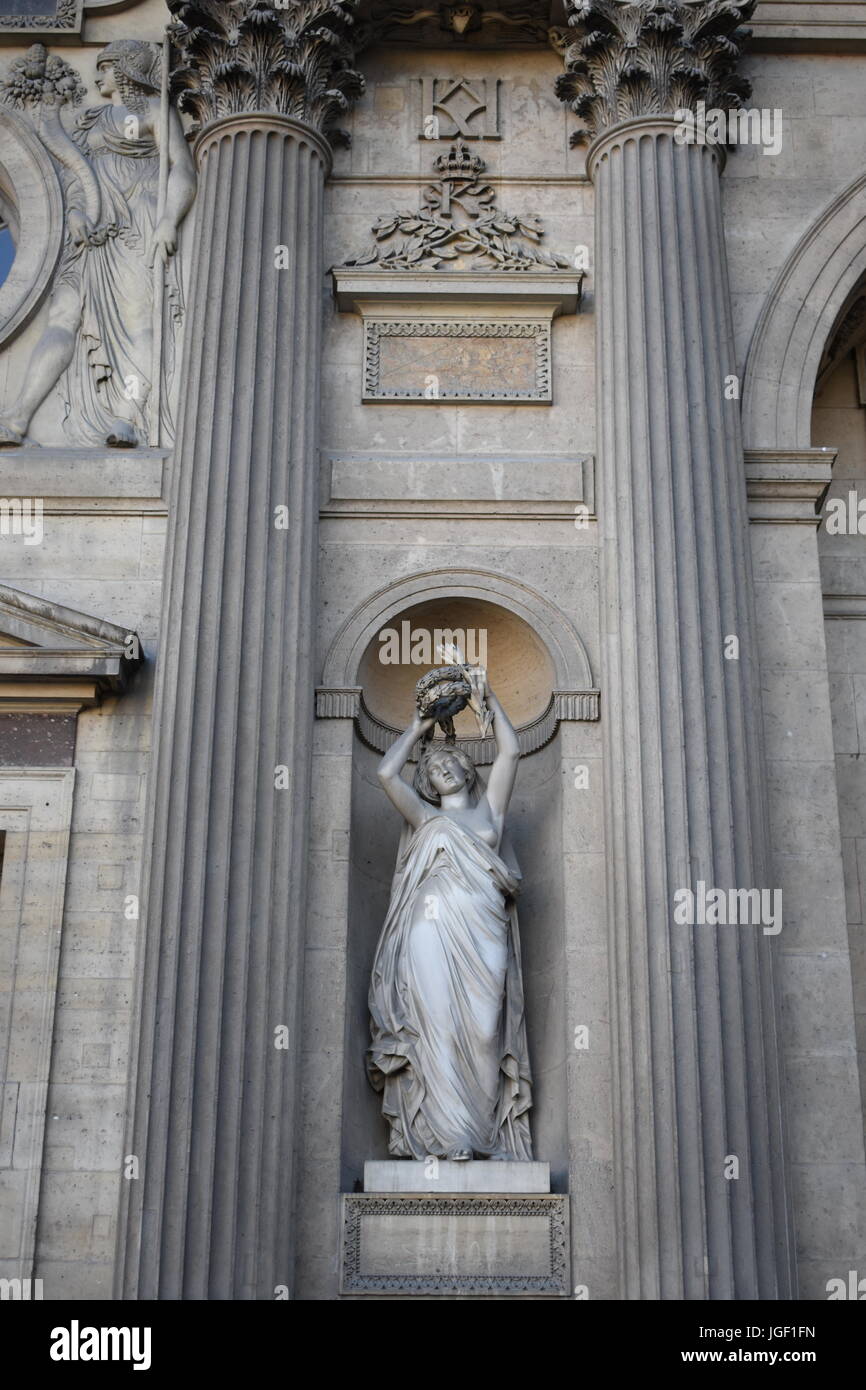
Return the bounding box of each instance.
[0,112,64,349]
[0,220,15,290]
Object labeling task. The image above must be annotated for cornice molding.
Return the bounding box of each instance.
[552,0,756,143]
[749,1,866,54]
[0,582,142,701]
[332,268,582,314]
[743,447,835,524]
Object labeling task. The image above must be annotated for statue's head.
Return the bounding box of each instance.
[414,744,476,804]
[96,40,160,108]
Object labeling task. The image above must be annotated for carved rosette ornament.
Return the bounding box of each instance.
[552,0,756,143]
[166,0,365,139]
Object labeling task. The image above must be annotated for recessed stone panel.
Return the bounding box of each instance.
[341,1194,569,1296]
[363,320,551,403]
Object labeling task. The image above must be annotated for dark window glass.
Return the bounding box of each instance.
[0,224,14,289]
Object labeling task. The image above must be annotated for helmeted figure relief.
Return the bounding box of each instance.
[0,41,196,448]
[368,665,533,1160]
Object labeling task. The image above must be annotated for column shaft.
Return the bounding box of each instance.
[121,115,328,1299]
[594,119,796,1299]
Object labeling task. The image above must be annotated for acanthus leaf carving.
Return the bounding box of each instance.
[165,0,366,141]
[551,0,756,145]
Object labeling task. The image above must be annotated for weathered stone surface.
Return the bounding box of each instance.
[0,0,864,1309]
[341,1193,570,1296]
[364,1160,551,1193]
[588,104,795,1297]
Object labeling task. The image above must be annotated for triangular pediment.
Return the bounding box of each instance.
[0,584,142,701]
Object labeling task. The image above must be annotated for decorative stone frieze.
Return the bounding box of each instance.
[0,42,196,449]
[371,1,551,47]
[0,0,82,37]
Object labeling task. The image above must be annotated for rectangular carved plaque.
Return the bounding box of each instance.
[363,320,552,404]
[0,0,82,33]
[340,1193,570,1296]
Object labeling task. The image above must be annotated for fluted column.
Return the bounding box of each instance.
[556,0,796,1298]
[119,1,363,1299]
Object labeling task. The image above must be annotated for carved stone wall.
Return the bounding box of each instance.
[0,0,864,1307]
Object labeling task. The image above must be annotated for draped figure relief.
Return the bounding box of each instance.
[0,41,196,448]
[368,666,533,1161]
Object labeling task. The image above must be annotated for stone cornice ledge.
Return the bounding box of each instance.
[749,1,866,52]
[744,447,835,523]
[316,687,600,760]
[331,270,583,317]
[0,582,143,707]
[824,594,866,619]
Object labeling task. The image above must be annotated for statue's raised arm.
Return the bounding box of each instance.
[376,710,435,829]
[478,677,519,826]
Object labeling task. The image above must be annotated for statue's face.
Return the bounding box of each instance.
[427,751,468,797]
[95,60,117,98]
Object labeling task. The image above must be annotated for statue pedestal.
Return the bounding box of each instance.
[340,1162,569,1297]
[364,1159,550,1193]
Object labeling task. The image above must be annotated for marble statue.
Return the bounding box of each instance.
[0,41,196,448]
[368,666,533,1160]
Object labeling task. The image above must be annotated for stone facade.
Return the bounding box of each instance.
[0,0,864,1301]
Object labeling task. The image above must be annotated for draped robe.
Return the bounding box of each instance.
[56,104,182,444]
[367,813,533,1159]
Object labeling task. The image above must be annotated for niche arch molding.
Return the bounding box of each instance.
[742,170,866,450]
[316,567,599,761]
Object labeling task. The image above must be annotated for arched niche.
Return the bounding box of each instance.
[322,566,594,691]
[318,567,599,760]
[0,108,64,352]
[742,171,866,450]
[359,595,556,737]
[324,571,592,1193]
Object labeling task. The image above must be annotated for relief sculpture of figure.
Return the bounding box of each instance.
[0,41,196,448]
[368,665,533,1160]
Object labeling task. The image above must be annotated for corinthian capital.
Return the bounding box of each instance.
[552,0,756,143]
[167,0,365,138]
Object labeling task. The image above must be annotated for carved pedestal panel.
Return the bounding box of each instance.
[341,1194,570,1297]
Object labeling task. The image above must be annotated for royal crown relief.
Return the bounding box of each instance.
[333,139,583,403]
[0,41,196,450]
